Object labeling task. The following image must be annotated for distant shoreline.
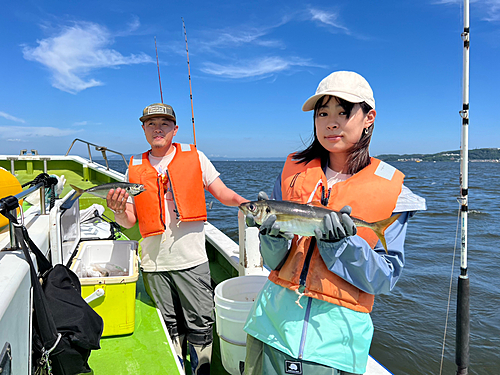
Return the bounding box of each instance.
[376,148,500,162]
[94,147,500,163]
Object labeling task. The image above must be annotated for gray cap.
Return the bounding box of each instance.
[140,103,176,123]
[302,71,375,111]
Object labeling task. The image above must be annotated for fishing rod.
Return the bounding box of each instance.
[182,17,197,147]
[155,36,164,104]
[456,0,470,374]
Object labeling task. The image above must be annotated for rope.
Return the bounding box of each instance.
[101,212,121,240]
[80,208,122,240]
[21,173,59,210]
[439,204,461,374]
[21,173,58,189]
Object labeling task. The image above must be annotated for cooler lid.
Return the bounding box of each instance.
[49,190,81,266]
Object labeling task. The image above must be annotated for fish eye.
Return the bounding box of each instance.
[248,203,256,212]
[266,207,271,214]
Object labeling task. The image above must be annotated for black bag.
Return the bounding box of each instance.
[13,221,104,374]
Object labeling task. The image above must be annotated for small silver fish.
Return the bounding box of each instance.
[239,199,400,253]
[70,182,146,200]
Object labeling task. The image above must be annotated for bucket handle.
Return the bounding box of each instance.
[215,305,253,313]
[218,334,246,347]
[215,313,250,324]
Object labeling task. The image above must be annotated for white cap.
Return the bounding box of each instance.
[302,71,375,111]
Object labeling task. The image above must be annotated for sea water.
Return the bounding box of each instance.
[105,159,499,375]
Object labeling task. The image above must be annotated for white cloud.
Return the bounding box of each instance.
[22,22,154,94]
[73,121,87,126]
[197,26,284,54]
[115,16,142,37]
[186,12,341,79]
[434,0,500,22]
[309,9,350,34]
[480,0,500,21]
[0,111,26,123]
[201,56,321,79]
[126,17,141,33]
[0,126,82,139]
[213,30,266,46]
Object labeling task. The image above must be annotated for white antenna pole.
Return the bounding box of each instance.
[456,0,470,373]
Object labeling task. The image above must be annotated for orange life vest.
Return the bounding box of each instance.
[128,143,207,238]
[268,155,404,313]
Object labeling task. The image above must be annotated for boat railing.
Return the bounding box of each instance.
[65,138,129,170]
[237,211,267,276]
[0,182,45,249]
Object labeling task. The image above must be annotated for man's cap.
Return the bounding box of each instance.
[302,71,375,112]
[140,103,176,123]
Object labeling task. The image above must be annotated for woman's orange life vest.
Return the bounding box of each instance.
[128,143,207,238]
[268,155,404,313]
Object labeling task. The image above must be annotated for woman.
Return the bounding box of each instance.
[243,71,426,374]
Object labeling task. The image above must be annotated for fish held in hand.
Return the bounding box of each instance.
[70,182,146,200]
[238,199,400,254]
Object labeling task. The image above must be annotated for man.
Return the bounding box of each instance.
[107,103,247,374]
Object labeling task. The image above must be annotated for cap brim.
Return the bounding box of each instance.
[302,91,367,112]
[140,113,176,123]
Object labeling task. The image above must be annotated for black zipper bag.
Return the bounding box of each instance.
[0,196,103,375]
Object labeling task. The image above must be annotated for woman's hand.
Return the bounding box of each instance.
[245,191,293,240]
[314,205,357,242]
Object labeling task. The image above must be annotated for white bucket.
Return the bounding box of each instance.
[214,275,268,375]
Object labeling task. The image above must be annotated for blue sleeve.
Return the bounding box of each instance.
[317,211,410,295]
[271,172,282,200]
[259,171,289,269]
[259,235,289,270]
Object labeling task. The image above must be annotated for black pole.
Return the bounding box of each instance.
[456,272,470,374]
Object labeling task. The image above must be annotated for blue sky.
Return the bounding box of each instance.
[1,0,499,159]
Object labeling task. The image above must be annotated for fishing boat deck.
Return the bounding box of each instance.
[88,272,179,374]
[1,153,391,374]
[1,159,229,374]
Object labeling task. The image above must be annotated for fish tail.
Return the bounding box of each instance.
[69,184,85,200]
[369,213,401,254]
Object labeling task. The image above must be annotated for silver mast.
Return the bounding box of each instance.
[456,0,470,374]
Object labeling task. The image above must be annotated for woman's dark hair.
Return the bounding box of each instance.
[293,95,374,175]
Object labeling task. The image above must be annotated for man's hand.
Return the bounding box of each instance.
[106,188,129,215]
[314,205,357,242]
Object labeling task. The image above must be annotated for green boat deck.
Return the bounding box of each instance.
[88,269,228,374]
[3,160,230,374]
[89,271,179,374]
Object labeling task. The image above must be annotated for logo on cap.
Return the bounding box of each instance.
[147,105,168,115]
